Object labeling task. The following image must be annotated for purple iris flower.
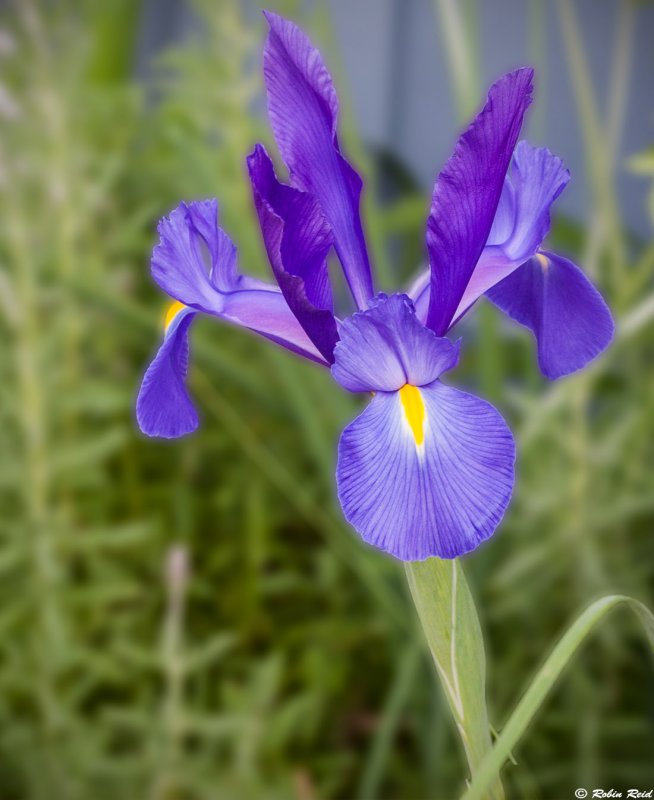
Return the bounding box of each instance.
[136,12,613,561]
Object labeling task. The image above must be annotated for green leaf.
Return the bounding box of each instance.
[406,558,504,800]
[461,595,654,800]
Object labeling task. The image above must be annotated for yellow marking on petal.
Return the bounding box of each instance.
[164,300,186,331]
[535,253,549,271]
[399,384,426,446]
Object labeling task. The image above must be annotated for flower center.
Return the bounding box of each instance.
[399,384,426,446]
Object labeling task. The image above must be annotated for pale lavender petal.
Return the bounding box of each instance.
[136,308,199,439]
[152,199,278,310]
[263,11,373,309]
[247,143,338,362]
[487,251,614,379]
[488,141,569,262]
[425,68,533,335]
[331,293,459,393]
[151,199,226,313]
[336,381,515,560]
[487,178,517,247]
[450,245,519,324]
[221,288,329,365]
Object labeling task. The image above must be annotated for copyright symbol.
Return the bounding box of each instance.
[575,790,588,799]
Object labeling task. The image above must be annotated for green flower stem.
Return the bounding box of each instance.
[406,559,504,800]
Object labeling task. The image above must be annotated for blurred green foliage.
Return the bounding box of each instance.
[0,1,653,799]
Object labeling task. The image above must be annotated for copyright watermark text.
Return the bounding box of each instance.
[575,791,653,799]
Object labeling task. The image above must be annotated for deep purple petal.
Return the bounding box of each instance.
[487,251,614,379]
[136,308,199,439]
[331,293,459,393]
[247,144,338,362]
[336,381,515,560]
[425,68,534,335]
[263,11,373,309]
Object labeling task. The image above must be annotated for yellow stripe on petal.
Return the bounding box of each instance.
[399,384,426,446]
[535,252,549,271]
[164,300,186,331]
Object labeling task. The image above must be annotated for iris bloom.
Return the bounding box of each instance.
[136,12,613,561]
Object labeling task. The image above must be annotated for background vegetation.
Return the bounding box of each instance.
[1,1,653,798]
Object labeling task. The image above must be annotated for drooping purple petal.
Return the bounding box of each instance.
[247,143,338,362]
[331,293,459,393]
[263,11,373,309]
[336,381,515,560]
[136,307,199,438]
[425,68,534,335]
[151,199,328,365]
[487,251,614,379]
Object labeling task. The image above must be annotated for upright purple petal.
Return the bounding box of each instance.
[336,381,515,560]
[331,293,459,393]
[487,251,614,379]
[425,68,534,335]
[136,307,199,438]
[263,11,373,309]
[248,144,338,363]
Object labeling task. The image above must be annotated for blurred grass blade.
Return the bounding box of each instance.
[433,0,479,118]
[406,559,504,800]
[357,641,421,800]
[556,0,627,277]
[461,595,654,800]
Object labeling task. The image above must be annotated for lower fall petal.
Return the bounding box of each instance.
[336,381,515,560]
[487,250,614,379]
[136,307,199,438]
